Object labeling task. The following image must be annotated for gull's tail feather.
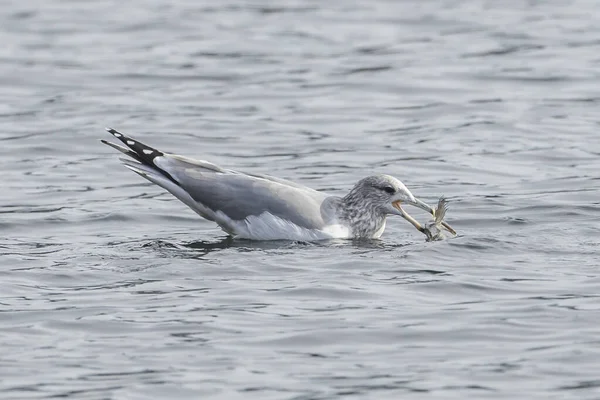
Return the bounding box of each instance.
[103,128,218,222]
[100,139,144,164]
[434,196,449,224]
[102,127,179,185]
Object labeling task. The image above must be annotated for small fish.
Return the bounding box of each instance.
[397,196,456,241]
[423,197,450,241]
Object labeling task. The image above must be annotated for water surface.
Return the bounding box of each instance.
[2,0,600,399]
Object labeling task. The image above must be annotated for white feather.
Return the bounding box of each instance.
[372,220,386,239]
[216,211,351,241]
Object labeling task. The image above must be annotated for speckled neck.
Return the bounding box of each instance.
[339,189,387,238]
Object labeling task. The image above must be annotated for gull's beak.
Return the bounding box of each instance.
[402,197,457,236]
[392,200,425,233]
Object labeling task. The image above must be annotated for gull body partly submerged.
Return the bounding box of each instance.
[102,128,455,241]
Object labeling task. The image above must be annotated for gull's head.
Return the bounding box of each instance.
[347,174,424,224]
[349,175,417,214]
[347,174,456,235]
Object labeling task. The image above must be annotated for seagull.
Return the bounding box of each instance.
[101,128,456,241]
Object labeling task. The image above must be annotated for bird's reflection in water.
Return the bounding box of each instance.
[141,235,413,260]
[142,236,316,259]
[183,236,236,252]
[141,236,235,259]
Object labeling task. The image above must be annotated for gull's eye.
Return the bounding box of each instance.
[382,186,396,195]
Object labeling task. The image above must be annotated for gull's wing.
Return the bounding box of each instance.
[102,128,332,233]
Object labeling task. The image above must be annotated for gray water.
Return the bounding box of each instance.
[2,0,600,399]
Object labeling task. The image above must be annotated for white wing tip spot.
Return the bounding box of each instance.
[143,149,153,155]
[127,140,135,145]
[106,128,122,137]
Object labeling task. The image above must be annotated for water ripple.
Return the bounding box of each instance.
[2,0,600,399]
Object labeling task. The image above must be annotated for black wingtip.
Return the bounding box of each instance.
[103,127,179,186]
[106,127,125,139]
[105,128,162,157]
